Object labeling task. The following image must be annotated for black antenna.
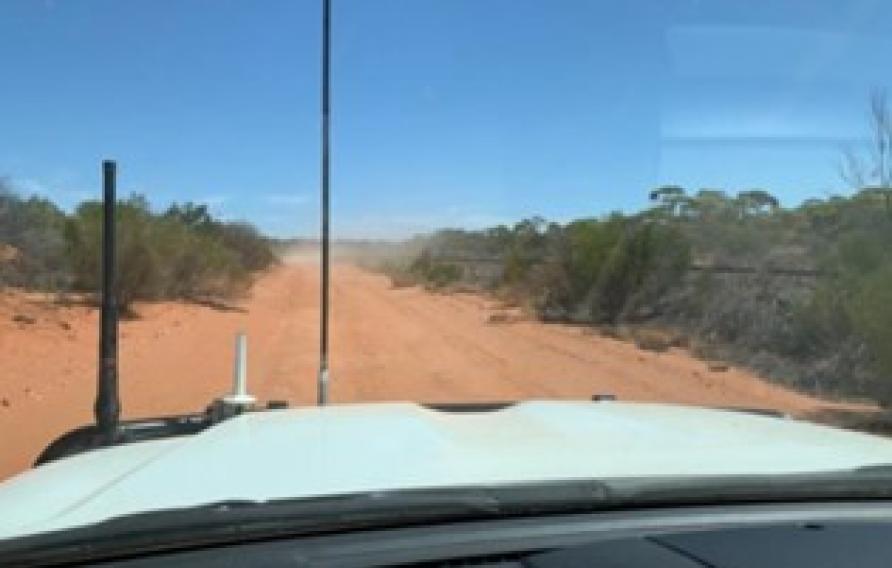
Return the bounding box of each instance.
[95,160,121,440]
[317,0,331,405]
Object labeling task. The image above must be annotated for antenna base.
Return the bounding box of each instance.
[222,394,257,407]
[317,367,330,405]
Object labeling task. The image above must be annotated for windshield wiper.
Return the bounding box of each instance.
[5,473,892,566]
[0,481,603,566]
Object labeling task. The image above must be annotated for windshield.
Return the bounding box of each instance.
[4,0,892,541]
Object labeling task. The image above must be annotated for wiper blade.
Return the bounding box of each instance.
[4,472,892,566]
[0,481,611,566]
[604,470,892,508]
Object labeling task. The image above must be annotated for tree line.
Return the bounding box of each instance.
[391,92,892,406]
[0,185,276,312]
[393,186,892,406]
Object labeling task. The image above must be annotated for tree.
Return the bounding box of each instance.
[689,189,732,220]
[165,202,214,231]
[736,189,780,217]
[503,217,548,284]
[649,185,689,217]
[840,90,892,213]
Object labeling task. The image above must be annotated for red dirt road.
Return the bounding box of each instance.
[0,262,856,480]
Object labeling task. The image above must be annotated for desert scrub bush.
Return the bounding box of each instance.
[588,221,690,323]
[391,177,892,405]
[215,222,278,272]
[846,266,892,404]
[389,273,417,289]
[409,251,462,288]
[425,263,462,288]
[164,202,277,273]
[66,197,165,308]
[0,184,68,289]
[63,196,273,312]
[630,326,680,352]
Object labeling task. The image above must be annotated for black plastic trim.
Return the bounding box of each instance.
[33,413,211,467]
[422,402,517,413]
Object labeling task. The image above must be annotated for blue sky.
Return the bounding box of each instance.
[1,0,891,238]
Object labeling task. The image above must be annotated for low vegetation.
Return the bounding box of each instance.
[390,188,892,405]
[1,188,276,312]
[387,94,892,407]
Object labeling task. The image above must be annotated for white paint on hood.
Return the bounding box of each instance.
[2,401,892,540]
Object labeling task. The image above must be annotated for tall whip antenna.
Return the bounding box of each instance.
[95,160,121,439]
[318,0,332,405]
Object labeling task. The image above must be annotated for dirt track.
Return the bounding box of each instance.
[0,261,858,480]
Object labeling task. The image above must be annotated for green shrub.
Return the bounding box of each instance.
[216,222,277,272]
[0,184,68,288]
[589,221,689,323]
[846,267,892,402]
[409,251,462,288]
[61,195,274,312]
[427,263,462,287]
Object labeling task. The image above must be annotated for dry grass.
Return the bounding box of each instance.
[486,309,526,325]
[0,244,20,263]
[444,282,482,294]
[389,274,417,289]
[632,327,676,352]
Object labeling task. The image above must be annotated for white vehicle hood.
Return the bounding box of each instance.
[2,400,892,540]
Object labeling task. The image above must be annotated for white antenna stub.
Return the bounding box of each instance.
[223,332,256,408]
